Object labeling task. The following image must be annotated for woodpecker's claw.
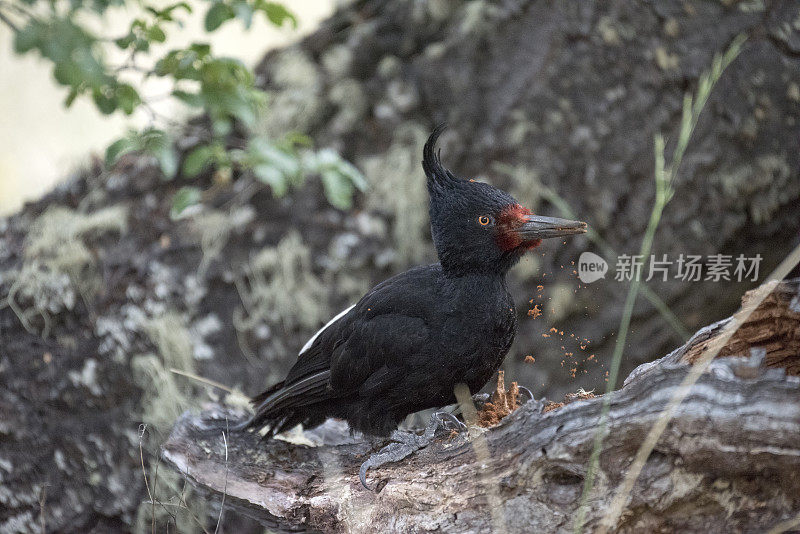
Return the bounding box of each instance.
[429,411,467,434]
[359,411,466,491]
[471,392,491,411]
[518,385,534,402]
[359,431,420,491]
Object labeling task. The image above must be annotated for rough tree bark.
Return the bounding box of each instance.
[163,279,800,533]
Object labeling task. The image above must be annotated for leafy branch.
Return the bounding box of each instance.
[1,0,366,213]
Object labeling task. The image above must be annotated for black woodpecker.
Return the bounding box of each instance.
[238,125,587,489]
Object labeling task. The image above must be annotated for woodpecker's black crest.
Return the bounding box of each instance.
[240,125,586,444]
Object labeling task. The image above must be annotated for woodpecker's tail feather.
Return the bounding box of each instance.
[230,380,285,433]
[251,380,285,406]
[235,371,337,437]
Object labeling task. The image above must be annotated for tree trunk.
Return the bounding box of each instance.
[162,279,800,533]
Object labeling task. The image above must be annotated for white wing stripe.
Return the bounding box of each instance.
[299,304,355,355]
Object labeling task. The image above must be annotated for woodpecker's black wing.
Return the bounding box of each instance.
[243,265,440,436]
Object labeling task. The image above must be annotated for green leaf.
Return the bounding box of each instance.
[169,1,192,14]
[303,148,365,208]
[53,61,82,86]
[172,89,204,107]
[92,87,117,114]
[115,84,141,115]
[233,2,254,28]
[220,93,256,125]
[189,43,211,56]
[146,25,166,43]
[260,2,297,28]
[170,186,202,219]
[156,146,179,179]
[114,34,134,49]
[14,23,42,54]
[72,47,106,86]
[154,54,178,76]
[211,117,233,137]
[149,1,192,18]
[204,2,235,31]
[139,130,173,178]
[136,129,179,179]
[340,161,367,191]
[105,136,139,166]
[320,169,355,210]
[64,87,80,107]
[249,138,300,176]
[182,145,214,177]
[253,164,288,196]
[133,38,151,53]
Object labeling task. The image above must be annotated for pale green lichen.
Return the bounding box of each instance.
[329,78,368,135]
[1,261,75,336]
[25,205,127,267]
[188,205,255,278]
[513,254,544,282]
[596,15,636,45]
[713,154,796,225]
[321,44,353,80]
[358,123,433,266]
[233,231,329,344]
[0,205,127,336]
[190,209,234,279]
[194,210,233,278]
[458,0,502,36]
[426,0,456,22]
[142,312,195,374]
[131,353,191,433]
[655,46,680,71]
[132,313,208,533]
[132,312,196,432]
[257,49,326,138]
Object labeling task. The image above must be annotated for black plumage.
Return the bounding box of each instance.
[241,125,586,438]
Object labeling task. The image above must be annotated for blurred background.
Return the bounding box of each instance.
[1,0,799,532]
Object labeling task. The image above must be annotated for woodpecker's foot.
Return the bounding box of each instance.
[518,385,535,402]
[471,392,491,411]
[359,411,466,491]
[422,411,467,439]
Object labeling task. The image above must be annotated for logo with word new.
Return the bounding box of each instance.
[578,252,608,284]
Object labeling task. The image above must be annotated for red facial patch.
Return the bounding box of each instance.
[495,204,541,252]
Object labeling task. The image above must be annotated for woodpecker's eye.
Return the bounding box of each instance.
[477,215,492,226]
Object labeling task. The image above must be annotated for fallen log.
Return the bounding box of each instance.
[162,279,800,533]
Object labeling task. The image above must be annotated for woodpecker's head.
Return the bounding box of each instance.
[423,125,587,275]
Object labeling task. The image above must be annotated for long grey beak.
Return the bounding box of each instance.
[517,215,587,240]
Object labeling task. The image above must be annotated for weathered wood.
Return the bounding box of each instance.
[162,280,800,533]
